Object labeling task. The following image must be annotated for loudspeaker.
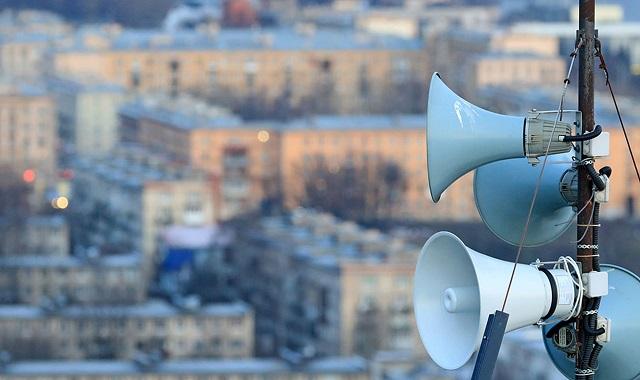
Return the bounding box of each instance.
[426,73,575,202]
[414,231,576,370]
[543,264,640,380]
[474,154,577,247]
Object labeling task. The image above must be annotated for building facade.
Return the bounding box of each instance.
[72,145,216,280]
[0,85,57,200]
[49,77,127,155]
[53,27,427,114]
[0,215,69,257]
[0,357,369,380]
[0,254,144,306]
[226,209,422,358]
[0,301,253,361]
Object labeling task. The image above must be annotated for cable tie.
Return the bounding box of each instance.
[576,223,601,227]
[577,244,598,250]
[577,254,600,258]
[583,310,598,316]
[575,368,595,376]
[579,158,595,166]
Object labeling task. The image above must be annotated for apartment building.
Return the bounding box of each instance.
[72,145,215,280]
[119,97,280,220]
[121,101,478,222]
[226,209,423,358]
[0,254,143,306]
[0,215,69,256]
[49,77,127,155]
[471,52,566,90]
[0,85,57,199]
[0,300,253,361]
[280,114,476,221]
[53,27,427,113]
[0,357,369,380]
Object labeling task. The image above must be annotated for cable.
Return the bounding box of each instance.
[561,125,603,142]
[500,42,582,312]
[553,256,584,320]
[595,40,640,185]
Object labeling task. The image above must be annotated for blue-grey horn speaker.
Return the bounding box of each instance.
[426,73,575,203]
[473,153,576,247]
[543,264,640,380]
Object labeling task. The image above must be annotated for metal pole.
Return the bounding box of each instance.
[577,0,595,378]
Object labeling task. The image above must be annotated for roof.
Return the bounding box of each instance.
[63,27,423,53]
[286,114,425,131]
[2,357,368,375]
[119,101,243,131]
[0,300,251,320]
[511,22,640,38]
[0,254,139,269]
[48,76,125,95]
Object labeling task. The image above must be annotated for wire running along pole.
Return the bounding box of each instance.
[500,43,581,313]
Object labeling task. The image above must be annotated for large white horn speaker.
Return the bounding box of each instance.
[474,154,577,247]
[414,231,576,370]
[543,264,640,380]
[426,73,575,202]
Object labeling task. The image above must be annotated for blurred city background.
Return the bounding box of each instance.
[0,0,638,379]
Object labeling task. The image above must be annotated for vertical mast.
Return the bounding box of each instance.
[576,0,596,377]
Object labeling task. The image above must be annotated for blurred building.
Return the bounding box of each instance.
[510,22,640,75]
[119,97,280,220]
[121,102,478,221]
[0,356,368,380]
[0,9,71,37]
[0,34,55,81]
[0,85,57,202]
[281,115,477,221]
[226,209,422,357]
[48,77,127,155]
[0,254,143,306]
[0,215,69,257]
[470,53,565,90]
[0,300,253,360]
[53,27,427,113]
[72,145,215,280]
[0,10,70,81]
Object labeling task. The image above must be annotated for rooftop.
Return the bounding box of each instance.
[73,144,207,188]
[0,300,250,320]
[120,98,426,132]
[63,27,423,53]
[250,209,418,269]
[1,357,368,375]
[0,253,139,269]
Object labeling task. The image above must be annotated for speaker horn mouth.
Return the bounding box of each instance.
[414,231,480,370]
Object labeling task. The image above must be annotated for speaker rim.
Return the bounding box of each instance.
[541,264,640,380]
[413,230,481,369]
[427,72,443,203]
[472,157,575,248]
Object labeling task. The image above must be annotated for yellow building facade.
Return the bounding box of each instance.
[53,28,427,114]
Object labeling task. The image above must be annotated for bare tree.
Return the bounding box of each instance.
[299,155,407,222]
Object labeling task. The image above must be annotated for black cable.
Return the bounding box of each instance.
[596,41,640,185]
[589,343,603,370]
[562,124,602,142]
[585,164,606,191]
